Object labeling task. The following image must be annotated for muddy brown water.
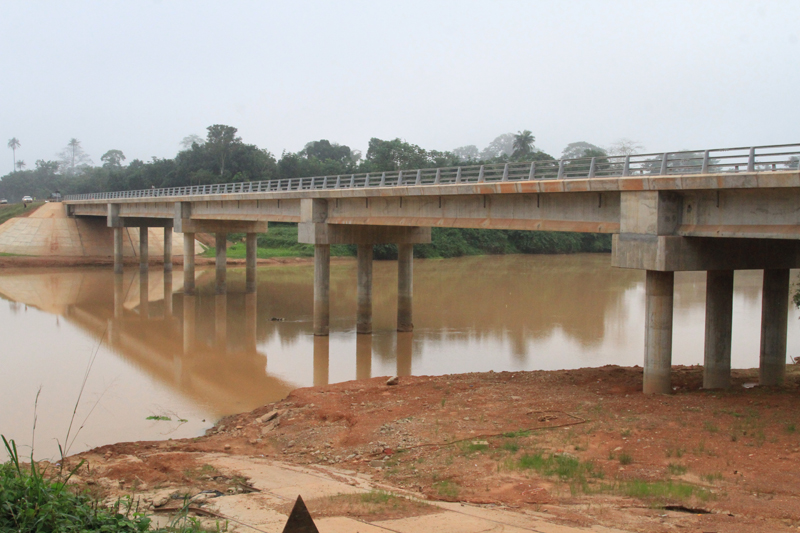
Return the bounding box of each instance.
[0,254,797,459]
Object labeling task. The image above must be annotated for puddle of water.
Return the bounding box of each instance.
[0,255,796,459]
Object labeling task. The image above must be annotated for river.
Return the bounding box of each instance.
[1,254,798,459]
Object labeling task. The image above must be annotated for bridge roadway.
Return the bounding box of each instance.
[64,144,800,394]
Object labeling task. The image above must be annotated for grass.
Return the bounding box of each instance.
[667,463,688,476]
[701,472,723,483]
[618,452,633,465]
[703,421,720,433]
[1,436,218,532]
[147,415,172,421]
[512,452,602,484]
[0,202,45,225]
[433,480,460,498]
[614,480,713,504]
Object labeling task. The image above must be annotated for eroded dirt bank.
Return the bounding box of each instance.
[67,365,800,533]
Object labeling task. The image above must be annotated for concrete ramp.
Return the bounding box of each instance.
[0,203,199,257]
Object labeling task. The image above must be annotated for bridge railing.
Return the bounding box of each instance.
[64,143,800,201]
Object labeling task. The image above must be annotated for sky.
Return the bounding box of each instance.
[2,0,799,170]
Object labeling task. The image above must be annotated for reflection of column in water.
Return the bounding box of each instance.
[215,294,227,350]
[164,271,173,318]
[183,294,196,356]
[245,292,257,352]
[313,335,329,386]
[114,274,124,319]
[356,333,372,380]
[397,332,412,377]
[139,274,149,319]
[107,318,119,347]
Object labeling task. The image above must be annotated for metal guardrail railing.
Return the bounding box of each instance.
[64,143,800,201]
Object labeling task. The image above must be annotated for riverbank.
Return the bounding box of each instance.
[64,364,800,533]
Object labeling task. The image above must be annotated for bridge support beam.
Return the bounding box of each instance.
[139,227,149,274]
[183,232,195,295]
[643,270,674,395]
[357,244,373,334]
[246,233,257,294]
[313,244,330,336]
[113,227,123,274]
[397,244,414,332]
[215,232,227,295]
[703,270,734,389]
[164,227,173,273]
[760,269,789,386]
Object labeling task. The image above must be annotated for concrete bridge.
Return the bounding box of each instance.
[64,143,800,394]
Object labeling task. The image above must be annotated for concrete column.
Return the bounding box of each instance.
[246,233,257,294]
[313,335,329,386]
[356,333,372,380]
[139,227,149,274]
[183,232,195,295]
[215,294,227,350]
[397,332,413,377]
[245,292,257,352]
[397,244,414,332]
[357,244,373,334]
[643,270,674,394]
[215,232,227,295]
[139,273,149,320]
[183,295,196,355]
[313,244,330,336]
[703,270,734,389]
[760,269,789,386]
[113,227,124,274]
[163,227,173,273]
[113,273,124,319]
[164,271,173,318]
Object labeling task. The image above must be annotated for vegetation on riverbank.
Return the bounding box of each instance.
[0,437,219,532]
[202,223,612,260]
[0,202,44,225]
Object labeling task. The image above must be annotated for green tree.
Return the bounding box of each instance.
[607,138,644,156]
[180,134,204,150]
[205,124,241,177]
[480,133,515,160]
[512,130,535,159]
[15,160,26,171]
[7,137,20,172]
[100,149,126,168]
[452,145,479,162]
[561,142,605,160]
[58,138,93,175]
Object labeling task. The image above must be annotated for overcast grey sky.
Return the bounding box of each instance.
[2,0,799,169]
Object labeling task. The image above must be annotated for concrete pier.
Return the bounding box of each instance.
[356,333,372,380]
[357,244,373,334]
[215,232,227,295]
[314,244,330,336]
[703,270,734,389]
[760,269,789,386]
[397,244,414,332]
[643,270,674,394]
[113,273,124,319]
[183,295,196,355]
[139,227,149,274]
[139,274,149,320]
[164,271,173,318]
[183,232,195,295]
[313,335,329,386]
[113,227,123,274]
[246,233,257,294]
[164,227,173,272]
[245,292,257,352]
[397,332,413,377]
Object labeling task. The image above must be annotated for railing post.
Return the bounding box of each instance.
[701,150,710,174]
[364,173,370,187]
[456,167,462,184]
[349,174,355,187]
[502,163,509,181]
[434,168,441,184]
[659,153,669,175]
[323,176,328,188]
[478,165,485,183]
[557,160,565,179]
[529,161,536,180]
[415,169,421,186]
[588,157,597,178]
[622,155,631,176]
[747,147,755,172]
[379,172,386,187]
[396,170,403,186]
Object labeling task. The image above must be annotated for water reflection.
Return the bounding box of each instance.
[1,255,798,460]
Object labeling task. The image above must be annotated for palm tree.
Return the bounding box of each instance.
[68,138,81,173]
[512,130,535,158]
[15,160,26,171]
[7,137,20,172]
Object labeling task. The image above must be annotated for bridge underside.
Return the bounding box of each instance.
[63,171,800,394]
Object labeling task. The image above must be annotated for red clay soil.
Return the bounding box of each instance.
[71,365,800,533]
